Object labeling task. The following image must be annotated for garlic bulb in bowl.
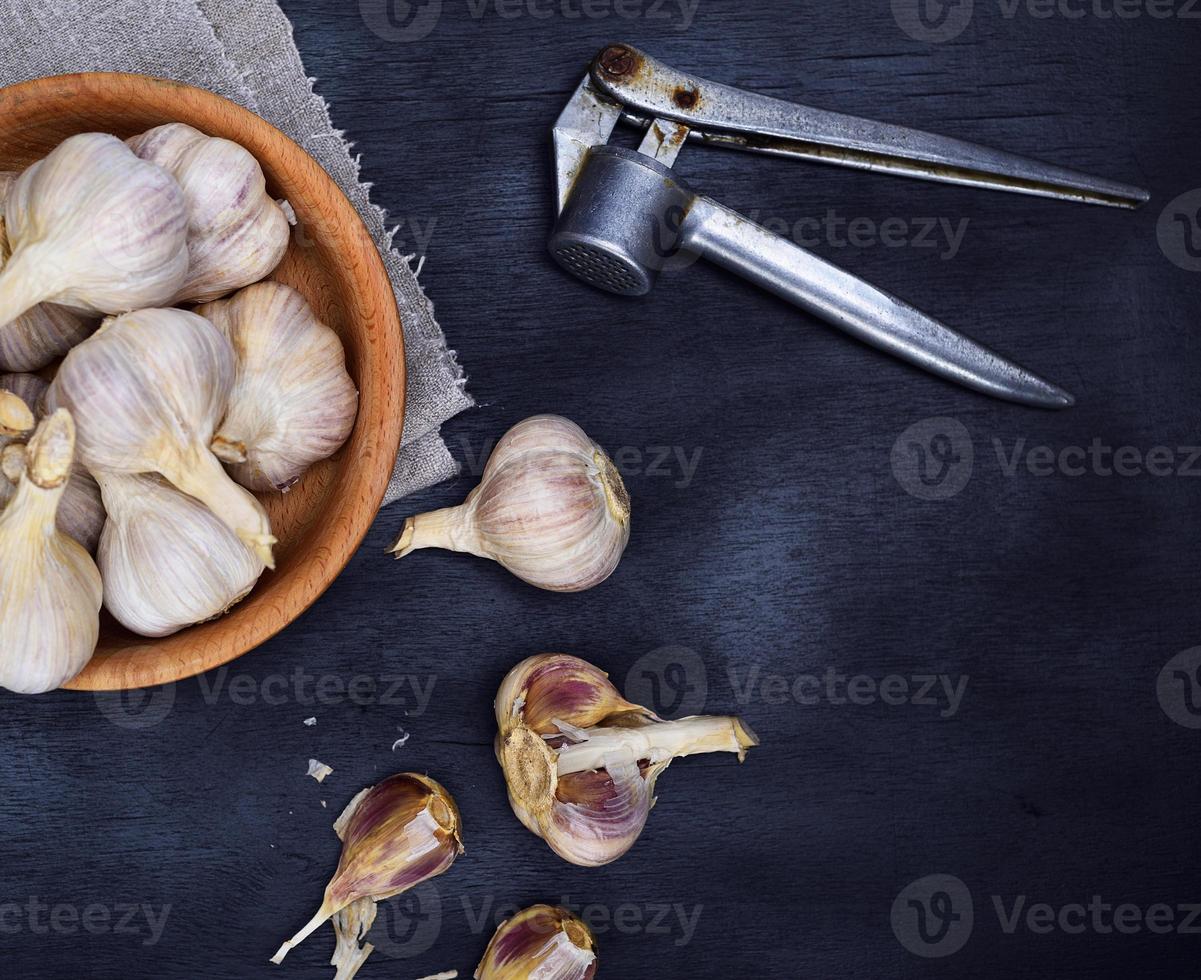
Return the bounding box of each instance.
[0,134,188,325]
[0,172,96,371]
[96,472,265,637]
[390,415,630,592]
[197,282,358,492]
[47,308,277,567]
[128,124,290,304]
[0,409,102,695]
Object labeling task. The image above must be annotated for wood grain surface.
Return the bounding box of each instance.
[2,3,1200,979]
[0,72,405,691]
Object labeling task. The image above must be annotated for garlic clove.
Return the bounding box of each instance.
[0,409,102,695]
[475,905,598,980]
[495,654,758,867]
[128,124,291,304]
[94,471,265,638]
[0,387,34,437]
[46,307,276,567]
[0,134,188,324]
[272,773,464,968]
[391,416,630,592]
[197,281,358,492]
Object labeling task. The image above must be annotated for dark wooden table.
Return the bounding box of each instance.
[3,2,1200,977]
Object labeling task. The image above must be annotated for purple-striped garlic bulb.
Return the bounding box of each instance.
[390,416,630,592]
[271,773,464,975]
[476,905,598,980]
[128,123,291,304]
[495,654,758,867]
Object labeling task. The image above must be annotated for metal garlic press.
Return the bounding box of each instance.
[548,44,1149,409]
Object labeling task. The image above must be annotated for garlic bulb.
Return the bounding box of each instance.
[95,472,265,637]
[391,416,630,592]
[128,124,290,304]
[495,654,758,867]
[198,282,358,492]
[47,308,276,567]
[0,409,102,695]
[272,773,464,971]
[0,173,96,371]
[475,905,598,980]
[0,134,188,325]
[1,374,105,552]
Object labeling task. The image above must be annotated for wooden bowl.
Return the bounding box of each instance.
[0,73,405,691]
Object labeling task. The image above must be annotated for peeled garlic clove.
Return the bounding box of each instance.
[198,282,358,492]
[1,373,106,552]
[128,124,290,304]
[391,416,630,592]
[94,472,264,637]
[495,654,758,867]
[0,409,102,695]
[0,134,188,324]
[0,387,34,438]
[0,179,96,371]
[475,905,597,980]
[272,773,464,969]
[47,308,276,567]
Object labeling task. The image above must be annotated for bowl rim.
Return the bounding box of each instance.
[0,72,406,691]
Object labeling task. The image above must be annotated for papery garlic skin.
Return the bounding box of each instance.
[475,905,598,980]
[198,282,358,492]
[47,308,277,567]
[1,374,105,551]
[95,472,265,637]
[272,773,464,970]
[0,134,188,325]
[0,410,102,695]
[391,416,630,592]
[128,124,290,304]
[495,654,758,867]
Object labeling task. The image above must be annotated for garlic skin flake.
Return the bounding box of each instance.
[96,471,265,638]
[391,416,630,592]
[496,654,758,867]
[0,410,102,695]
[47,308,276,567]
[198,282,358,492]
[1,374,106,552]
[475,905,597,980]
[0,134,188,325]
[272,773,464,971]
[128,124,290,304]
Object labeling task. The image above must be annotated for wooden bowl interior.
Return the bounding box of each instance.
[0,74,404,690]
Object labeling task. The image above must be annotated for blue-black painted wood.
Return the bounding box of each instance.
[2,1,1200,977]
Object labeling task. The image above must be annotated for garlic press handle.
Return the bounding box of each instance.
[678,197,1074,408]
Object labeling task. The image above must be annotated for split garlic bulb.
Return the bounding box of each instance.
[0,134,188,325]
[391,416,630,592]
[476,905,598,980]
[0,410,102,695]
[198,282,358,492]
[96,472,265,637]
[0,173,96,371]
[128,124,290,304]
[47,308,276,567]
[272,773,464,972]
[0,374,106,552]
[496,654,758,867]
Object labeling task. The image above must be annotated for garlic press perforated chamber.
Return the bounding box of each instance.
[548,44,1150,409]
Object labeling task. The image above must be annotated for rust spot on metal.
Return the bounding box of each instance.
[673,87,699,110]
[598,45,639,78]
